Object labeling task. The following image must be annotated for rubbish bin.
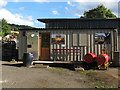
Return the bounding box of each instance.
[23,53,33,66]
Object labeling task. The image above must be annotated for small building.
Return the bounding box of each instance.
[18,18,120,63]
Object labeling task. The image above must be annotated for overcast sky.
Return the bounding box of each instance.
[0,0,119,28]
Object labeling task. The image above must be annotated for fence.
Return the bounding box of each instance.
[52,46,87,61]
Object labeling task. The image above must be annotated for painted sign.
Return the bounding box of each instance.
[51,34,65,44]
[95,32,111,44]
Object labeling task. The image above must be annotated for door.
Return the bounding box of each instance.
[39,33,50,60]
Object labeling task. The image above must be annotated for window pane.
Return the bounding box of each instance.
[73,33,78,46]
[79,33,87,46]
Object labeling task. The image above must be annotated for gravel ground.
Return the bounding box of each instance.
[2,61,90,88]
[1,61,119,88]
[0,41,2,60]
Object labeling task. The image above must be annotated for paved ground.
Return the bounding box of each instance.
[1,61,119,88]
[0,40,2,60]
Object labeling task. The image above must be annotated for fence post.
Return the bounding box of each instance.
[76,49,78,61]
[54,49,57,61]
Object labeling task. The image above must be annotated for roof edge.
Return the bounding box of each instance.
[37,18,120,23]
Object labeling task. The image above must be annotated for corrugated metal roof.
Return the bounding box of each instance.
[19,28,116,31]
[19,18,120,34]
[19,28,46,30]
[37,18,120,23]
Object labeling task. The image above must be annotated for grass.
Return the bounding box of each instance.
[90,79,117,88]
[75,69,118,89]
[75,69,95,75]
[107,85,117,88]
[51,67,68,73]
[89,80,117,88]
[89,75,117,88]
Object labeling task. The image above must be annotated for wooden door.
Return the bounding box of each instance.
[39,33,50,60]
[39,33,42,57]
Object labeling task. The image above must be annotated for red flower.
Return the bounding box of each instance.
[11,36,13,39]
[14,33,16,35]
[17,34,18,36]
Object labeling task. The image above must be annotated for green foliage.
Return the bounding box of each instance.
[52,67,67,73]
[105,9,116,18]
[2,18,11,37]
[9,23,34,31]
[81,4,117,18]
[11,32,19,40]
[0,20,2,37]
[1,18,35,37]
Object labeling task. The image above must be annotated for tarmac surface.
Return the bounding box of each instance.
[1,61,119,88]
[0,40,2,60]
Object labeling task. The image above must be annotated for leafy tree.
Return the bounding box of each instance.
[1,18,36,37]
[81,4,117,18]
[2,18,11,37]
[0,20,2,37]
[105,9,116,18]
[8,23,35,31]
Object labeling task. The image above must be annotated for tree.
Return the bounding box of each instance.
[2,18,11,37]
[105,9,116,18]
[0,20,2,37]
[81,4,117,18]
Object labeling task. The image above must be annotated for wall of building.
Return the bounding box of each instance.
[49,29,114,61]
[18,31,27,60]
[26,31,39,60]
[118,34,120,51]
[19,29,116,62]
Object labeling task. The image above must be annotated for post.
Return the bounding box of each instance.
[113,51,120,66]
[54,49,57,61]
[76,49,78,61]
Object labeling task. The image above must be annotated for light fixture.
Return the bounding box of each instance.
[31,34,35,37]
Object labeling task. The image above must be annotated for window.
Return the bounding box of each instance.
[73,33,78,46]
[42,33,50,48]
[72,33,88,46]
[79,33,87,46]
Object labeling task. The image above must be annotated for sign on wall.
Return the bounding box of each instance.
[51,34,65,44]
[95,32,111,44]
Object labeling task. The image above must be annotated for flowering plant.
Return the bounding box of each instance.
[11,33,19,40]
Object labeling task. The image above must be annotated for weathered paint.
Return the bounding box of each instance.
[19,29,115,62]
[18,30,27,60]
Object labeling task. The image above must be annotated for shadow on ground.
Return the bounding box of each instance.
[2,61,76,71]
[2,63,24,67]
[48,63,75,71]
[2,60,119,72]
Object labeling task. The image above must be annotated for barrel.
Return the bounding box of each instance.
[23,53,33,66]
[96,54,109,65]
[84,53,96,63]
